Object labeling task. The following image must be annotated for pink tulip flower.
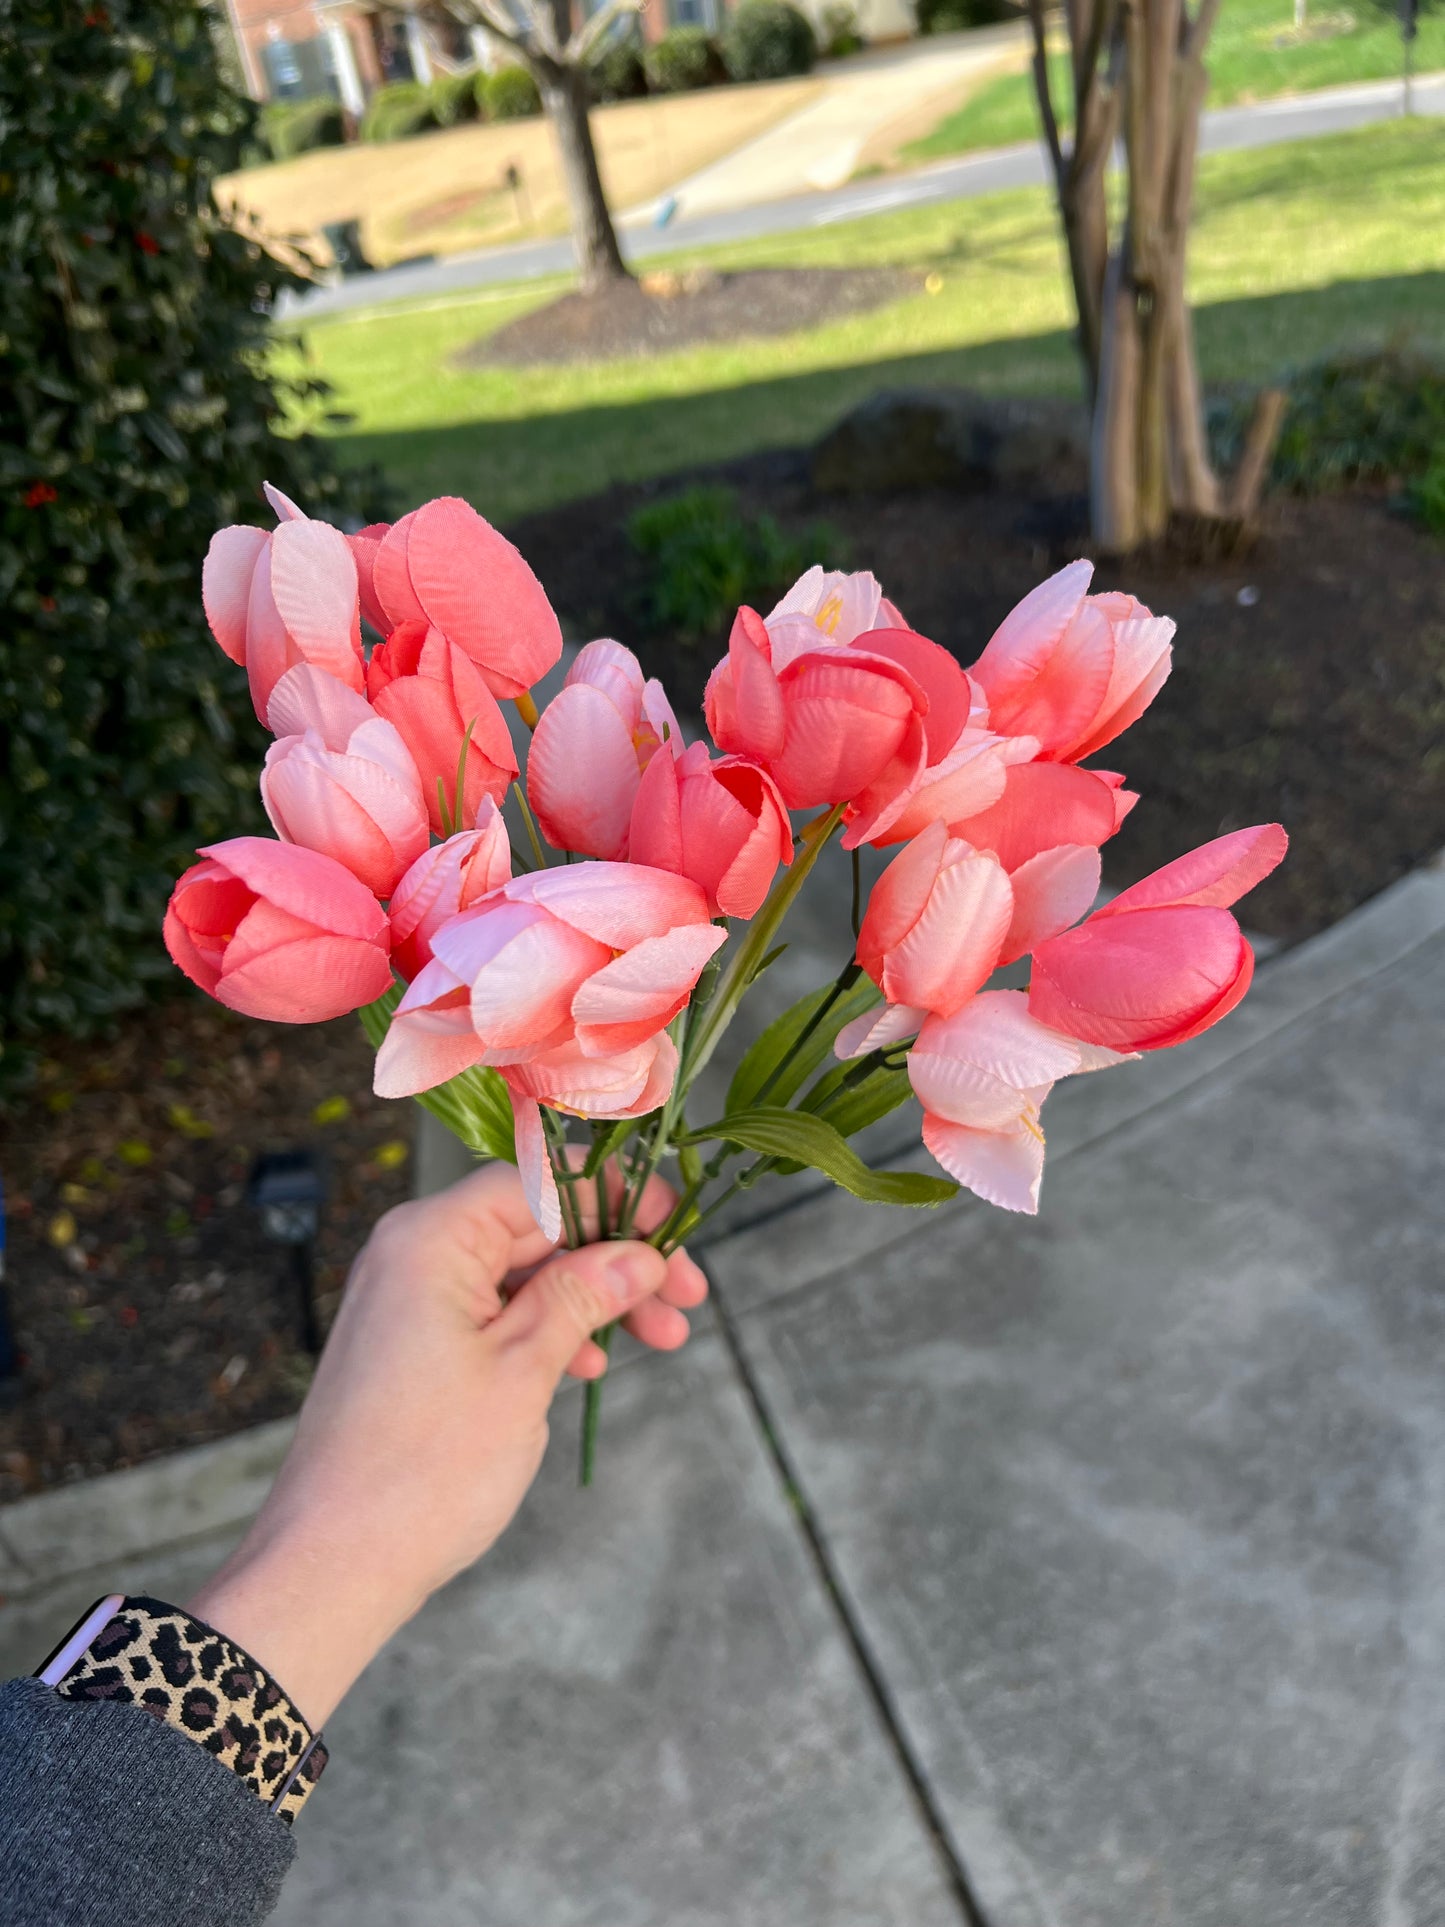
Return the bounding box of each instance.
[910,991,1128,1213]
[367,620,518,833]
[373,862,727,1098]
[388,803,513,982]
[847,820,1015,1038]
[762,567,892,658]
[969,561,1176,763]
[1027,824,1289,1051]
[629,740,792,919]
[526,640,681,858]
[202,484,364,722]
[347,522,392,635]
[507,1033,679,1240]
[355,497,562,702]
[948,760,1136,871]
[705,604,929,811]
[259,666,428,899]
[164,836,392,1024]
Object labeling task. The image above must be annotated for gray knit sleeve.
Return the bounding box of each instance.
[0,1676,296,1927]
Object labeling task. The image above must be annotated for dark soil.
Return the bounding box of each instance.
[461,267,921,368]
[510,452,1445,942]
[0,1001,413,1505]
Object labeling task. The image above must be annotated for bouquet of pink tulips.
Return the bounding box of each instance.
[166,486,1286,1479]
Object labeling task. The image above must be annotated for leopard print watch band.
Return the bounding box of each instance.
[37,1594,328,1825]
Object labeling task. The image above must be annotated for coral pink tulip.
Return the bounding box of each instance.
[260,667,428,899]
[969,561,1175,762]
[629,740,792,919]
[358,497,562,702]
[507,1033,679,1240]
[367,620,518,833]
[526,640,680,858]
[202,485,364,723]
[373,862,726,1098]
[388,803,512,982]
[1027,824,1288,1051]
[851,819,1014,1027]
[164,836,392,1024]
[948,760,1136,871]
[347,522,392,635]
[705,604,928,811]
[910,991,1127,1213]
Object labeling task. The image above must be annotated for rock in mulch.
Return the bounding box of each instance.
[812,386,1091,495]
[458,267,921,369]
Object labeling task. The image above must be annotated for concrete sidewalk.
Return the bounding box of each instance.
[4,854,1445,1923]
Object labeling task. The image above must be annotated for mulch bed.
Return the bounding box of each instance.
[510,452,1445,941]
[0,1003,412,1506]
[459,267,921,368]
[2,453,1440,1507]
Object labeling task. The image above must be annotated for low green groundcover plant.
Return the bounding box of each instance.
[0,0,377,1085]
[626,486,840,640]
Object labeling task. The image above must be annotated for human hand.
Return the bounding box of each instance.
[188,1161,707,1726]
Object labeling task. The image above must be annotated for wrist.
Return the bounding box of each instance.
[188,1505,427,1728]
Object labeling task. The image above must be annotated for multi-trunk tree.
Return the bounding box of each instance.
[1026,0,1285,551]
[448,0,637,292]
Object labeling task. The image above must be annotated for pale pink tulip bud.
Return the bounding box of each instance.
[854,818,1013,1021]
[629,740,791,919]
[526,640,680,859]
[388,804,512,982]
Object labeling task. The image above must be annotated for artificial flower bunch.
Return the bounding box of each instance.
[167,485,1284,1468]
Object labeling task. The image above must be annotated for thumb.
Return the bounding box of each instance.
[491,1240,669,1390]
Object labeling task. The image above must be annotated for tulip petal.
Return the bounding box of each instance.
[857,819,948,983]
[348,522,392,635]
[1000,844,1102,964]
[262,481,305,522]
[571,922,727,1056]
[1097,824,1288,919]
[510,864,712,950]
[511,1096,562,1243]
[854,628,973,760]
[527,682,641,859]
[403,498,562,700]
[1028,904,1250,1050]
[198,837,388,943]
[371,511,424,630]
[834,1002,924,1059]
[922,1115,1045,1214]
[218,931,393,1025]
[266,663,376,748]
[566,638,644,712]
[202,526,268,665]
[883,849,1013,1017]
[950,761,1124,871]
[373,995,491,1098]
[267,518,363,688]
[910,993,1081,1126]
[1070,615,1175,759]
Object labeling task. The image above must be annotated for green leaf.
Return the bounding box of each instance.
[727,975,883,1115]
[359,985,516,1164]
[695,1107,956,1208]
[801,1059,915,1140]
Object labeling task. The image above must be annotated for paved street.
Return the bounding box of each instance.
[284,72,1445,322]
[4,853,1445,1923]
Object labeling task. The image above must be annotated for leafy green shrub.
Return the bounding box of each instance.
[722,0,817,79]
[259,96,347,161]
[1265,346,1445,495]
[588,33,649,101]
[820,3,865,56]
[0,0,380,1083]
[1413,452,1445,538]
[483,63,542,120]
[915,0,1015,30]
[626,487,839,641]
[360,79,437,142]
[645,26,724,92]
[430,67,483,126]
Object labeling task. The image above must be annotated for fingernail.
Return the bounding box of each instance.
[605,1248,658,1306]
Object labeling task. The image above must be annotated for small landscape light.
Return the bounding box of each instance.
[247,1151,326,1356]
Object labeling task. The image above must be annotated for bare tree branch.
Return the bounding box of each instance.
[565,0,645,65]
[1182,0,1222,63]
[441,0,533,58]
[1026,0,1066,186]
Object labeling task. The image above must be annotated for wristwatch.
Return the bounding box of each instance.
[35,1593,328,1825]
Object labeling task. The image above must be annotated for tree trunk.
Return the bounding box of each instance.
[537,62,630,295]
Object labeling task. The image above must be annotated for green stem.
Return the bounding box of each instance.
[579,1322,617,1486]
[750,959,863,1110]
[851,845,863,940]
[513,781,549,872]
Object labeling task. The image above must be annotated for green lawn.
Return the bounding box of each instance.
[904,0,1445,163]
[297,123,1445,522]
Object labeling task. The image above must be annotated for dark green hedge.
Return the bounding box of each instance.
[0,0,378,1086]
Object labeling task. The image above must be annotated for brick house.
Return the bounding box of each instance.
[222,0,737,107]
